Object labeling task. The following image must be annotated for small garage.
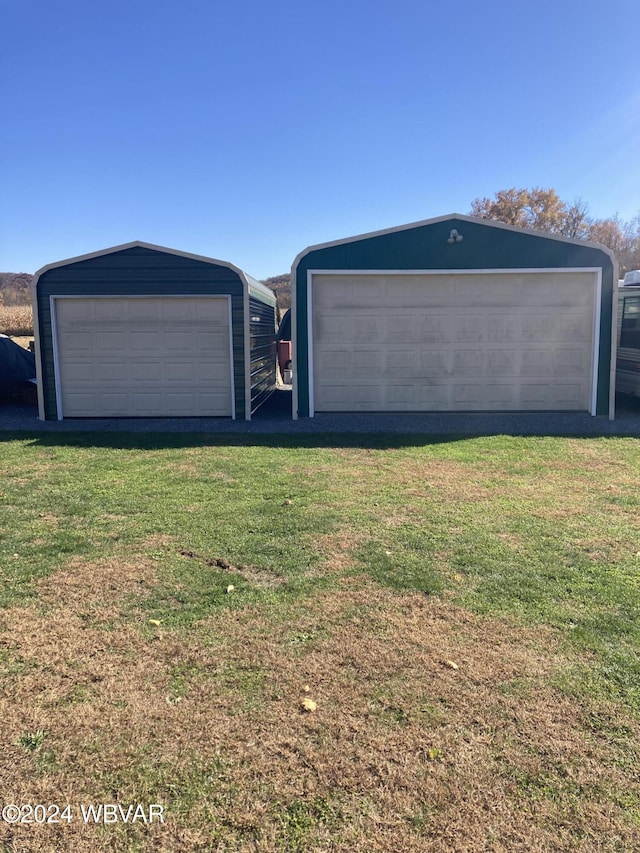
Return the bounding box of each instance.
[291,215,617,418]
[33,242,277,420]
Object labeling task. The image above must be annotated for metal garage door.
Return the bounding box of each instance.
[54,296,233,417]
[310,271,599,413]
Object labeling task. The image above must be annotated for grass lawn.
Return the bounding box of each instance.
[0,431,638,852]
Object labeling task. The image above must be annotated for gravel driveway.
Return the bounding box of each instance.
[2,389,640,436]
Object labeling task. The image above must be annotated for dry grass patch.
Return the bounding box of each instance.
[36,555,158,612]
[1,573,637,852]
[311,531,368,573]
[297,453,497,504]
[35,513,61,526]
[177,547,286,590]
[396,459,497,503]
[232,565,286,590]
[0,304,33,336]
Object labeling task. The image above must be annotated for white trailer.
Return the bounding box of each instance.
[616,271,640,397]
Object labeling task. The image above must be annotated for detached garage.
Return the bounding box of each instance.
[292,215,617,418]
[33,242,277,420]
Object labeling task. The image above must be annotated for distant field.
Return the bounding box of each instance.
[0,304,33,337]
[0,433,638,852]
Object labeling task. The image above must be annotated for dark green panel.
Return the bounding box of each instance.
[36,246,248,420]
[248,296,276,414]
[294,218,615,417]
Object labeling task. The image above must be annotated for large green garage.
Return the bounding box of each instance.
[291,215,617,418]
[33,242,277,420]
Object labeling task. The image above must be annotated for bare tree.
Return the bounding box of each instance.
[470,187,640,274]
[561,199,591,239]
[470,187,590,237]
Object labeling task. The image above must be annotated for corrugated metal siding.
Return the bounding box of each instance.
[36,246,247,419]
[249,296,277,414]
[294,217,615,416]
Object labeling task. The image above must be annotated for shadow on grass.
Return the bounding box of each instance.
[2,431,476,452]
[2,389,640,450]
[3,428,639,453]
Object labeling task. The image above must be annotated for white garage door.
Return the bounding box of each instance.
[310,271,599,413]
[54,296,233,417]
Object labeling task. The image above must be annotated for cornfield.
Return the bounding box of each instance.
[0,304,33,336]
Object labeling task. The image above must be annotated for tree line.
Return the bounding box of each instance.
[470,187,640,276]
[3,191,638,312]
[0,273,33,306]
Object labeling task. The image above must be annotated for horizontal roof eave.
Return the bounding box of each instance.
[291,213,617,273]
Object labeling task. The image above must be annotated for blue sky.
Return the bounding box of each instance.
[2,0,639,279]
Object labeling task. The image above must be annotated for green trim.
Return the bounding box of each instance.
[247,278,277,306]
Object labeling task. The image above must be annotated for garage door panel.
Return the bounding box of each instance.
[387,315,418,340]
[317,348,350,374]
[453,383,487,406]
[553,349,588,375]
[315,274,444,309]
[557,315,591,340]
[487,315,519,341]
[416,385,449,408]
[522,316,550,340]
[551,384,586,406]
[488,385,517,406]
[453,350,485,376]
[94,301,126,322]
[319,313,384,339]
[55,297,232,417]
[194,361,224,382]
[102,393,130,413]
[314,315,351,343]
[420,315,450,342]
[521,350,552,374]
[61,360,96,382]
[353,350,382,374]
[160,394,191,415]
[85,392,129,413]
[455,276,523,307]
[93,360,129,381]
[63,332,94,353]
[158,330,192,352]
[164,300,196,321]
[386,350,417,374]
[487,350,518,375]
[127,301,160,322]
[420,350,449,374]
[521,313,590,341]
[93,331,127,351]
[352,385,381,406]
[129,331,162,351]
[62,300,96,323]
[193,331,229,355]
[387,385,416,406]
[520,384,550,405]
[316,385,349,407]
[454,316,486,342]
[63,391,93,412]
[348,317,384,341]
[388,383,446,408]
[312,272,596,413]
[130,362,161,382]
[130,392,163,413]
